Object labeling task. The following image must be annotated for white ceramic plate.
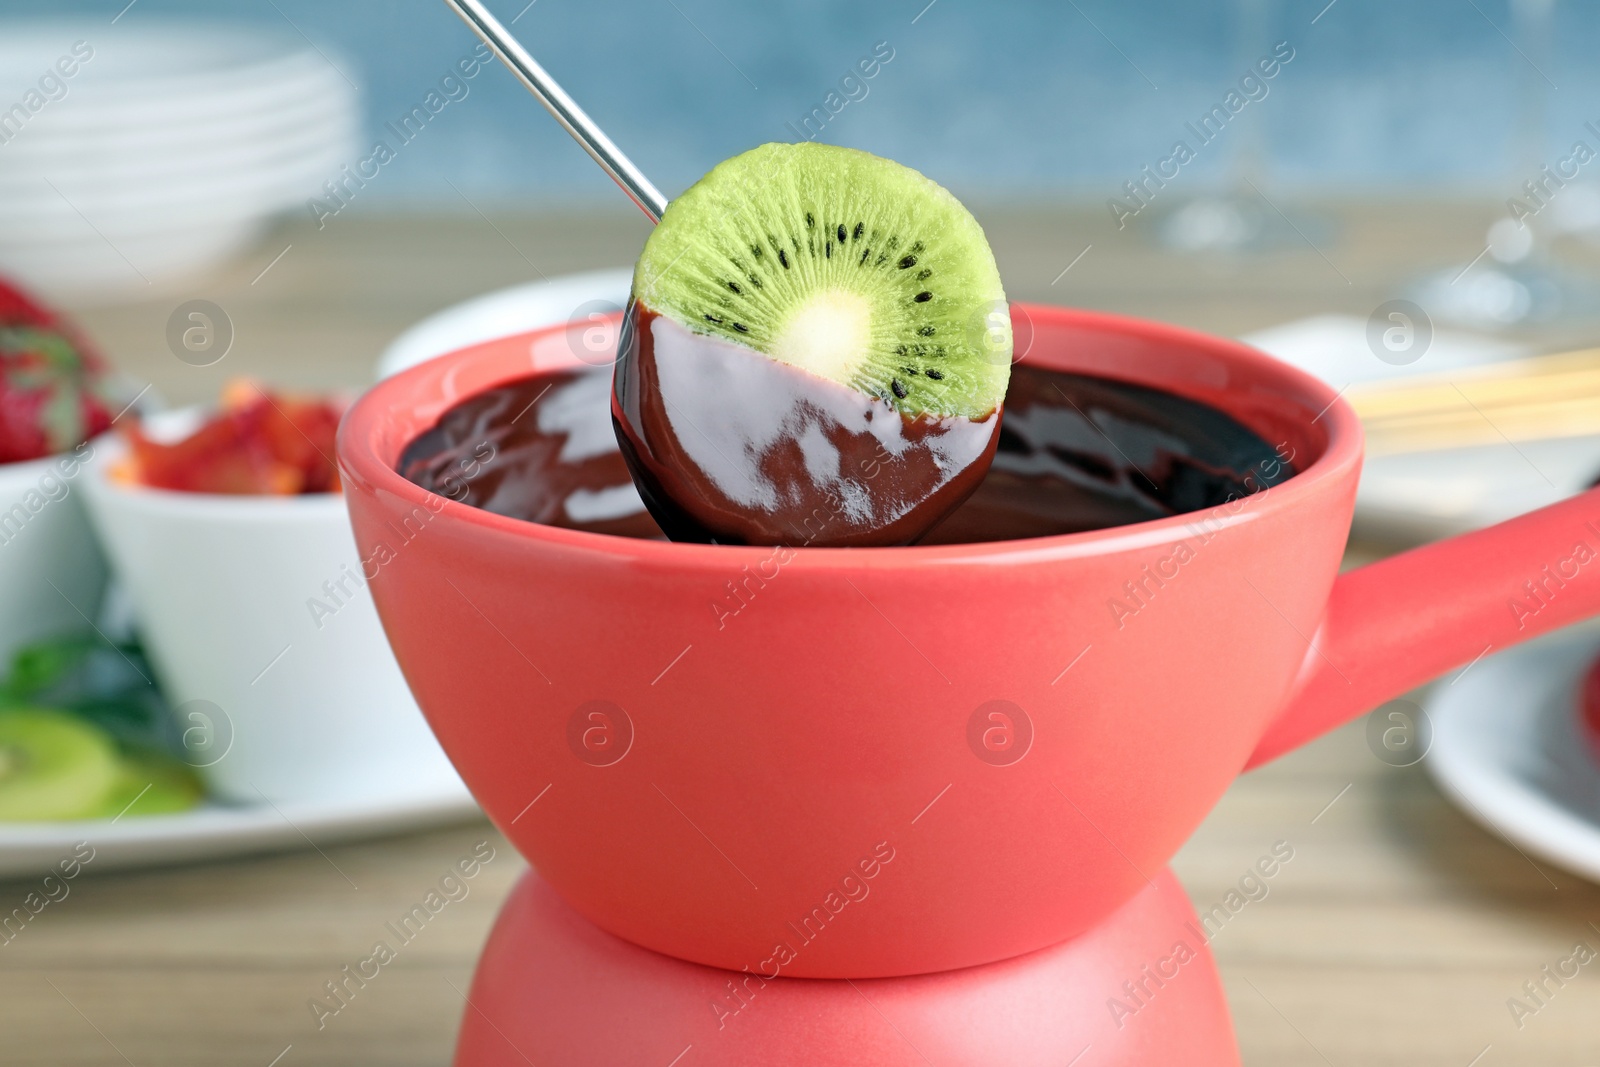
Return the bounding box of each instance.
[0,26,337,120]
[1426,626,1600,884]
[1351,436,1600,543]
[1,60,340,137]
[0,141,352,233]
[0,776,480,880]
[4,74,349,178]
[0,108,353,195]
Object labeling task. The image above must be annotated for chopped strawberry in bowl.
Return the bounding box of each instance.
[118,380,344,495]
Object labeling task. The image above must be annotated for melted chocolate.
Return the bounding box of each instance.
[398,361,1293,546]
[612,302,1000,547]
[923,363,1294,544]
[397,368,659,540]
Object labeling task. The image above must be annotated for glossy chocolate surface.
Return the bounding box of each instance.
[612,302,1000,547]
[398,360,1293,545]
[924,360,1295,544]
[397,367,658,540]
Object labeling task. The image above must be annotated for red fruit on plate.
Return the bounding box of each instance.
[0,276,116,464]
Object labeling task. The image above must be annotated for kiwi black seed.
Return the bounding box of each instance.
[630,142,1012,419]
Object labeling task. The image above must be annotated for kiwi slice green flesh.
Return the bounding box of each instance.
[0,708,120,821]
[93,749,204,818]
[633,142,1012,419]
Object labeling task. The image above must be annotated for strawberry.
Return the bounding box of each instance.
[0,277,115,464]
[0,278,58,328]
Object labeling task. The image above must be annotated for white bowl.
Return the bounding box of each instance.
[5,91,342,156]
[0,446,108,667]
[376,269,636,379]
[0,136,353,235]
[80,435,463,805]
[0,23,358,303]
[0,82,356,212]
[0,218,269,297]
[3,59,340,136]
[0,25,334,118]
[0,108,354,200]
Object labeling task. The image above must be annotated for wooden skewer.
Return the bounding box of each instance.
[1349,349,1600,415]
[1346,348,1600,456]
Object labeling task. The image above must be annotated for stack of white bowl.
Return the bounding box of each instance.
[0,22,358,302]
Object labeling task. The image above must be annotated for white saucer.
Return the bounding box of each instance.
[1353,436,1600,543]
[1426,626,1600,884]
[0,777,480,880]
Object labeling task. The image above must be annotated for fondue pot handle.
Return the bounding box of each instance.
[1247,484,1600,768]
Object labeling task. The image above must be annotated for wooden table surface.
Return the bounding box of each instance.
[5,202,1600,1065]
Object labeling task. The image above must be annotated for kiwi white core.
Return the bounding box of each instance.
[770,289,872,382]
[631,142,1012,420]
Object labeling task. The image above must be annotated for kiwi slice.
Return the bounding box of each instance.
[93,748,204,818]
[632,142,1012,418]
[0,708,120,821]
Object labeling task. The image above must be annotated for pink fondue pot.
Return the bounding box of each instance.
[339,304,1600,985]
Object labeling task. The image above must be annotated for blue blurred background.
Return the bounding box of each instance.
[3,0,1587,206]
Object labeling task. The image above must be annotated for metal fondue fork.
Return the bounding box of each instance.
[442,0,669,223]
